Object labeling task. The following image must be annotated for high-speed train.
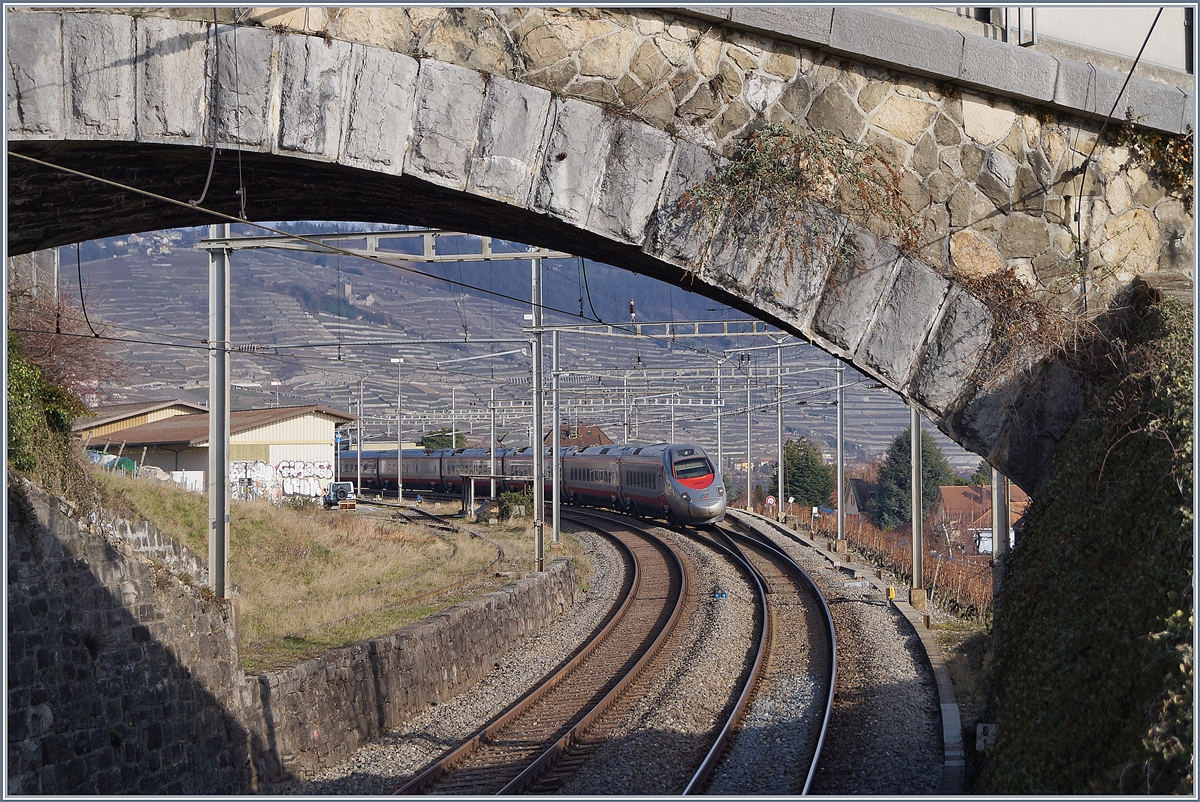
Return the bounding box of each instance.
[337,442,725,525]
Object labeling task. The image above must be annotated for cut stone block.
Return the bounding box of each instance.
[856,257,951,386]
[643,140,722,271]
[340,46,419,174]
[959,35,1056,102]
[912,287,993,413]
[812,227,902,355]
[467,77,552,206]
[7,11,63,138]
[405,60,487,191]
[215,24,275,149]
[533,97,613,224]
[587,116,674,244]
[755,204,851,334]
[830,7,964,80]
[729,7,834,47]
[64,13,136,140]
[278,35,352,159]
[136,17,208,145]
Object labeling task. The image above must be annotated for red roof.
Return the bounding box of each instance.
[544,424,613,447]
[937,484,1030,528]
[87,405,355,447]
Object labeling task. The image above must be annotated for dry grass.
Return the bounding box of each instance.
[97,475,586,674]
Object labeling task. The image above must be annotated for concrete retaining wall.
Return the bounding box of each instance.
[6,480,578,793]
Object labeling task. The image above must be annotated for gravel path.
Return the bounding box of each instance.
[279,524,623,795]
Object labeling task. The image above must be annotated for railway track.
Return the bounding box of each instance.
[690,519,837,794]
[393,510,686,795]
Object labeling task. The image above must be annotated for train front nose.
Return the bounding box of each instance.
[687,483,726,522]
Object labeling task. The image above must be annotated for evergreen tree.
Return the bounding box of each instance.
[968,461,991,486]
[418,428,466,450]
[768,437,835,508]
[866,428,959,529]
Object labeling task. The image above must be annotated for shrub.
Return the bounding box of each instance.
[498,490,532,521]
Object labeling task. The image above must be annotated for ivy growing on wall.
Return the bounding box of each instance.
[1108,109,1194,212]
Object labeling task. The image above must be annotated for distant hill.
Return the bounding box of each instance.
[55,225,985,475]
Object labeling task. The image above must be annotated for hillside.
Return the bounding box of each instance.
[57,225,984,473]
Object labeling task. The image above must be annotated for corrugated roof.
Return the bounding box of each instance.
[88,405,355,447]
[74,399,208,431]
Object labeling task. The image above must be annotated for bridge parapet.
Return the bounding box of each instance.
[6,7,1193,491]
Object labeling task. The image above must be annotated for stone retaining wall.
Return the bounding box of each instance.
[6,481,255,794]
[6,480,578,793]
[246,556,577,787]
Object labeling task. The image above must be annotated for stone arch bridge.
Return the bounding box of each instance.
[7,7,1194,491]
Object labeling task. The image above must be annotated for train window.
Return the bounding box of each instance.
[673,457,712,479]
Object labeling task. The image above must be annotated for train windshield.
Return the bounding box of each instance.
[672,457,712,479]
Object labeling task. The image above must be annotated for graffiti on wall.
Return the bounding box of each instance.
[229,460,334,500]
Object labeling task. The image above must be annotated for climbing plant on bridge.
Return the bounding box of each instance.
[679,123,927,281]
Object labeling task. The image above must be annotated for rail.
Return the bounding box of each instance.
[393,509,686,794]
[725,510,838,795]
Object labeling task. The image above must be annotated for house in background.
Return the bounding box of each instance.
[79,403,354,498]
[543,423,613,448]
[930,484,1031,555]
[844,477,878,521]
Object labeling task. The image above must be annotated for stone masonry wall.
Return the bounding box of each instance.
[6,480,259,794]
[124,5,1193,308]
[246,556,577,787]
[7,479,578,792]
[7,7,1193,489]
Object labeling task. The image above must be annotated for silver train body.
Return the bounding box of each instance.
[338,442,725,526]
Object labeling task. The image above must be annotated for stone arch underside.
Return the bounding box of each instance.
[7,12,1083,491]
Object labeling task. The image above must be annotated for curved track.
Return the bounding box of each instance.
[664,516,836,795]
[393,511,686,795]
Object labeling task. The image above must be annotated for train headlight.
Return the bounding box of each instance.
[681,492,691,502]
[718,486,724,496]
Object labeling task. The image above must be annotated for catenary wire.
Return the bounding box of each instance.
[12,153,789,364]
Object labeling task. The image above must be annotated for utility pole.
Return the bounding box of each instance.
[991,466,1010,590]
[836,363,845,543]
[776,343,785,523]
[622,374,630,444]
[911,406,925,608]
[746,367,752,511]
[716,364,724,474]
[392,358,403,503]
[356,379,363,495]
[531,255,545,571]
[551,331,561,546]
[207,222,230,598]
[489,388,497,500]
[451,387,456,449]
